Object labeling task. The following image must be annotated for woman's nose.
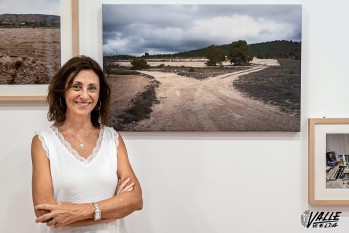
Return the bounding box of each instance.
[80,89,89,99]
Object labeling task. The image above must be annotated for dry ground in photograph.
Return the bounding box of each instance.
[108,72,156,123]
[108,60,300,131]
[233,59,301,117]
[0,28,60,84]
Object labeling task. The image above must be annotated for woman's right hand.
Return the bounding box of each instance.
[35,202,92,228]
[116,177,135,195]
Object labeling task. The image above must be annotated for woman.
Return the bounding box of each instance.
[31,56,142,232]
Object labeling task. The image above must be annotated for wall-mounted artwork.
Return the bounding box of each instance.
[102,4,302,131]
[0,0,60,100]
[309,118,349,205]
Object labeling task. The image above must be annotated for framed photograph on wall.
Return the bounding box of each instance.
[309,118,349,205]
[102,4,302,132]
[0,0,62,101]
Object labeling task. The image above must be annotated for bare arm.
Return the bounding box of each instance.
[31,135,56,219]
[35,133,143,227]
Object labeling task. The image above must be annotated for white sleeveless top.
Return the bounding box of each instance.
[36,125,126,233]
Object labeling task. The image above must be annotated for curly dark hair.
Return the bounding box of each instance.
[47,55,111,127]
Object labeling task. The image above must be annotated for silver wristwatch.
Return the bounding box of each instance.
[92,202,101,221]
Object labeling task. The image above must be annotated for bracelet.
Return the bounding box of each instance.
[92,202,101,221]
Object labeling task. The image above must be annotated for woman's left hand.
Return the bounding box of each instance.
[35,202,91,228]
[116,177,135,195]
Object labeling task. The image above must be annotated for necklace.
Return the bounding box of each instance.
[69,126,93,149]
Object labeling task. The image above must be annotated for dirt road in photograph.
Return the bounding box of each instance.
[127,66,299,131]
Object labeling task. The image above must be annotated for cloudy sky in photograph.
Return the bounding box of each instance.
[103,4,301,56]
[0,0,60,15]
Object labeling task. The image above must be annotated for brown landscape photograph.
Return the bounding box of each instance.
[0,0,60,85]
[103,4,302,132]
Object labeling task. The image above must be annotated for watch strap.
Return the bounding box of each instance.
[92,202,102,221]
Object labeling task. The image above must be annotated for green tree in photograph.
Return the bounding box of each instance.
[131,58,149,70]
[228,40,252,66]
[205,44,225,66]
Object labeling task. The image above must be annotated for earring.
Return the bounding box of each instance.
[60,98,64,107]
[98,112,101,124]
[95,101,102,111]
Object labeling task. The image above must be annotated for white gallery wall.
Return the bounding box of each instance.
[1,0,349,232]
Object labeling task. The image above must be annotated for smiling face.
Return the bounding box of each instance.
[64,69,100,118]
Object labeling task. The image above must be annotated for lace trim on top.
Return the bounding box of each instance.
[50,125,104,165]
[35,132,49,159]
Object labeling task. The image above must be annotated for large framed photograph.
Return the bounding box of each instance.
[102,4,302,131]
[309,118,349,205]
[0,0,61,101]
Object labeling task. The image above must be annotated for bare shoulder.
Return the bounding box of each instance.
[116,132,126,149]
[116,132,129,161]
[31,134,44,151]
[31,134,48,161]
[31,134,40,146]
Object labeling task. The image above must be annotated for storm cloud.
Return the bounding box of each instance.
[102,4,301,56]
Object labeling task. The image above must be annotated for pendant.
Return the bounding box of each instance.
[79,143,84,149]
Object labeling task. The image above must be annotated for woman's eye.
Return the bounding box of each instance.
[72,85,81,91]
[88,86,97,92]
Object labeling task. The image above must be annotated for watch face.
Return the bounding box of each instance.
[94,212,101,220]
